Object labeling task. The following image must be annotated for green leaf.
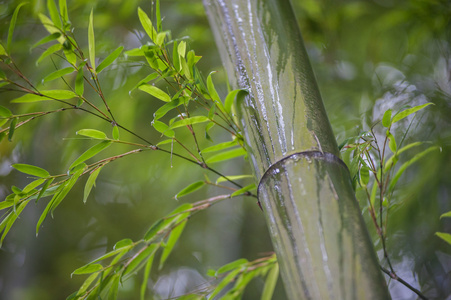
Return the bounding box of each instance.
[69,140,112,170]
[75,64,85,96]
[88,9,95,70]
[216,258,248,275]
[177,41,186,58]
[112,125,119,140]
[137,7,157,42]
[8,117,18,142]
[140,251,154,300]
[47,0,61,30]
[7,3,27,54]
[72,264,103,276]
[175,181,204,200]
[359,166,370,187]
[209,268,242,299]
[76,129,108,140]
[0,43,7,56]
[392,103,434,123]
[207,72,225,112]
[50,168,84,216]
[155,32,166,47]
[0,105,12,118]
[59,0,69,25]
[138,84,171,102]
[440,211,451,219]
[225,89,246,114]
[0,199,31,247]
[370,181,378,207]
[12,164,50,178]
[384,141,424,171]
[388,146,440,192]
[261,263,279,300]
[172,41,180,72]
[202,140,238,153]
[169,116,210,129]
[152,120,175,138]
[31,33,62,49]
[231,183,256,197]
[83,166,103,203]
[386,131,397,153]
[144,219,164,241]
[43,67,75,83]
[153,97,185,120]
[159,219,187,269]
[216,174,253,184]
[382,109,392,127]
[131,73,159,91]
[114,238,133,250]
[96,46,123,73]
[206,148,246,163]
[12,89,77,103]
[36,43,63,65]
[123,244,159,279]
[436,232,451,246]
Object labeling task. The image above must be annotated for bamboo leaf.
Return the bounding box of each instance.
[231,183,256,197]
[384,141,424,171]
[386,131,397,153]
[436,232,451,246]
[123,244,159,279]
[159,219,187,269]
[59,0,69,25]
[175,181,204,200]
[36,43,63,65]
[440,211,451,219]
[224,89,246,114]
[76,129,108,140]
[392,103,434,123]
[202,140,238,153]
[137,7,157,42]
[37,178,54,202]
[47,0,61,29]
[207,72,225,111]
[0,43,7,56]
[43,67,75,83]
[216,174,253,184]
[69,140,112,170]
[112,126,119,140]
[209,268,242,299]
[382,109,392,127]
[12,89,77,103]
[144,203,192,241]
[153,97,184,120]
[83,166,103,203]
[140,251,155,300]
[178,41,186,58]
[261,263,279,300]
[0,199,31,247]
[388,146,440,192]
[88,9,95,70]
[130,73,159,91]
[75,63,85,96]
[169,116,210,129]
[206,148,246,163]
[12,164,50,178]
[96,46,123,73]
[152,120,175,138]
[216,258,248,275]
[50,168,84,216]
[31,32,61,49]
[0,105,12,118]
[8,117,18,142]
[72,264,103,276]
[7,3,27,54]
[114,238,133,250]
[138,84,171,102]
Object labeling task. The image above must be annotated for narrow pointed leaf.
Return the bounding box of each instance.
[31,32,61,49]
[216,258,248,275]
[140,251,155,300]
[36,43,63,65]
[154,97,184,120]
[123,244,159,279]
[8,117,17,141]
[436,232,451,245]
[138,84,171,102]
[69,140,112,170]
[137,7,157,42]
[209,268,242,299]
[206,148,246,163]
[169,116,210,129]
[152,120,175,138]
[0,199,30,247]
[12,89,76,103]
[231,183,256,197]
[47,0,61,29]
[43,67,75,83]
[159,219,187,269]
[7,3,27,53]
[59,0,69,24]
[392,103,434,123]
[76,129,107,140]
[382,109,392,127]
[0,44,6,56]
[224,89,246,114]
[0,105,12,118]
[440,211,451,219]
[88,9,95,70]
[178,41,186,58]
[96,46,123,73]
[75,63,85,96]
[202,140,238,153]
[261,263,279,300]
[12,164,50,178]
[72,264,103,276]
[175,181,204,199]
[207,72,225,111]
[216,174,253,184]
[83,166,103,203]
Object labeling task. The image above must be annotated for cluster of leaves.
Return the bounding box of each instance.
[0,0,270,299]
[341,102,438,298]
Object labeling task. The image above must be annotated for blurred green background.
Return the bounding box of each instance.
[0,0,450,299]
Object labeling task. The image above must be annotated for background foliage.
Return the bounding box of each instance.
[0,0,450,299]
